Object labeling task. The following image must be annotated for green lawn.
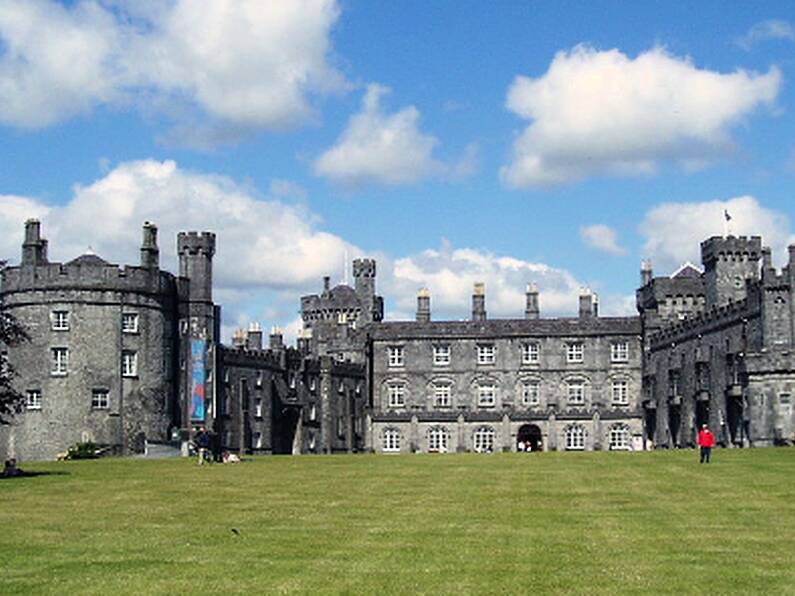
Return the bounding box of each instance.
[1,449,794,595]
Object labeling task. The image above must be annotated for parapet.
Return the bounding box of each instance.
[353,258,376,278]
[700,235,762,268]
[177,232,216,257]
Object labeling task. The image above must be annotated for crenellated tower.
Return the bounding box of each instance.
[701,235,761,307]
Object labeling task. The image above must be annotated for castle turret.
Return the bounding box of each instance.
[416,288,431,322]
[140,222,160,269]
[525,283,539,320]
[178,231,216,305]
[21,219,48,266]
[353,258,377,324]
[701,235,761,307]
[472,282,486,321]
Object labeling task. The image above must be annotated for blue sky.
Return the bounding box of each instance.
[2,1,795,340]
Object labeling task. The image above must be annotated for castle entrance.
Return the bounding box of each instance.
[517,424,543,452]
[272,406,300,454]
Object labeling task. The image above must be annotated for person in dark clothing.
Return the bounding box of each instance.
[698,424,715,463]
[2,458,22,477]
[195,427,211,465]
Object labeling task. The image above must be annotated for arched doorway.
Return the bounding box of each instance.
[517,424,543,452]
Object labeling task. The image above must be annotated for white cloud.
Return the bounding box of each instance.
[580,224,627,256]
[0,160,355,291]
[501,45,781,188]
[639,196,792,273]
[737,20,795,50]
[0,0,346,130]
[314,84,443,187]
[381,240,586,320]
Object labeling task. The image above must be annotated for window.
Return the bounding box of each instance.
[309,377,316,391]
[337,415,345,438]
[567,343,584,363]
[308,433,316,451]
[477,383,496,407]
[387,383,405,408]
[309,404,317,421]
[522,343,539,364]
[122,350,137,377]
[255,399,263,418]
[254,432,263,449]
[26,390,41,411]
[433,383,451,407]
[565,425,585,450]
[51,310,69,331]
[780,393,791,405]
[567,380,585,405]
[522,381,540,406]
[473,426,495,453]
[388,346,404,367]
[477,344,495,365]
[51,347,68,375]
[611,342,629,362]
[612,380,629,405]
[428,427,449,452]
[121,313,139,333]
[433,345,450,366]
[384,428,401,452]
[609,426,631,450]
[91,390,109,409]
[256,372,263,387]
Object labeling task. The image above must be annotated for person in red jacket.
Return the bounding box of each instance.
[698,424,716,463]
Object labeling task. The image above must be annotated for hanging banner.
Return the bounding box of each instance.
[190,339,206,421]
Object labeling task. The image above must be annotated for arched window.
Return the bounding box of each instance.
[609,425,631,450]
[383,428,401,452]
[473,426,496,453]
[428,426,449,452]
[565,425,585,450]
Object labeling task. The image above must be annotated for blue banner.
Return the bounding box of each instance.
[190,339,206,421]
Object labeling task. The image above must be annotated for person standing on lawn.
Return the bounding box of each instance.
[196,427,211,465]
[698,424,715,463]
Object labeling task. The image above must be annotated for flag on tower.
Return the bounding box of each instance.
[724,209,732,222]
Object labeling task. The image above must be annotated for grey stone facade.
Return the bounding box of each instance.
[0,221,185,460]
[3,218,793,460]
[367,287,644,453]
[639,235,795,448]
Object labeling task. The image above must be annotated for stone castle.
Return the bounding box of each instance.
[1,220,793,460]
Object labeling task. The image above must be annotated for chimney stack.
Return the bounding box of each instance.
[472,282,486,321]
[416,288,431,323]
[140,221,160,269]
[525,282,540,320]
[323,276,331,293]
[579,288,593,319]
[270,326,284,350]
[247,322,263,350]
[640,259,653,287]
[592,292,599,317]
[232,328,247,349]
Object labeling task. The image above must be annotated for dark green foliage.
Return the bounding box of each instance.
[65,442,99,460]
[0,263,28,425]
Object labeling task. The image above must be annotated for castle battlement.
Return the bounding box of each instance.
[177,231,216,256]
[649,296,756,348]
[1,261,178,297]
[700,235,762,267]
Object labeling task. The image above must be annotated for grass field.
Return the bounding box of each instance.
[1,449,794,595]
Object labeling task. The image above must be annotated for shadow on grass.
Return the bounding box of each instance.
[0,470,70,480]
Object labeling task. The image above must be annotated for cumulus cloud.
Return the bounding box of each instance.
[0,160,355,290]
[380,240,586,320]
[314,84,444,187]
[580,224,627,256]
[500,45,781,188]
[639,196,793,273]
[737,20,795,50]
[0,0,346,130]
